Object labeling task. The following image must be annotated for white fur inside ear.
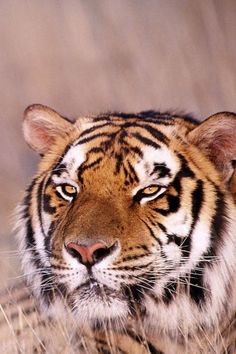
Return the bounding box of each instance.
[23,104,73,154]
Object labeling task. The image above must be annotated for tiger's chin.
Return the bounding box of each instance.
[71,282,129,325]
[44,281,129,327]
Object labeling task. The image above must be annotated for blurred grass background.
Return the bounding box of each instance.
[1,0,236,285]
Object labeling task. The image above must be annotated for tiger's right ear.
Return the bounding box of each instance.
[23,104,73,154]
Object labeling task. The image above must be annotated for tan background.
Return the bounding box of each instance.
[1,0,236,285]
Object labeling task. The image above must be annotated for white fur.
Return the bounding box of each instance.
[61,144,86,180]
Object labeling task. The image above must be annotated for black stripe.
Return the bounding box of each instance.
[89,110,197,126]
[140,110,197,125]
[153,207,169,216]
[177,153,195,178]
[167,234,184,247]
[114,262,153,271]
[181,179,204,259]
[191,180,204,226]
[132,132,161,149]
[50,163,67,177]
[126,330,164,354]
[52,144,72,171]
[159,180,204,305]
[157,222,166,233]
[171,173,182,193]
[126,244,149,252]
[76,132,116,146]
[44,221,55,252]
[78,122,115,138]
[118,128,128,142]
[207,187,228,258]
[40,272,54,307]
[78,157,103,182]
[188,262,206,305]
[43,194,56,214]
[87,146,105,154]
[21,180,36,219]
[127,160,139,183]
[93,115,112,122]
[101,138,115,150]
[115,152,124,174]
[37,176,48,239]
[154,196,180,216]
[128,145,143,157]
[185,180,206,304]
[167,194,180,213]
[157,211,187,247]
[187,187,228,305]
[124,268,157,315]
[23,180,44,269]
[139,118,175,126]
[93,338,127,354]
[153,174,181,217]
[163,280,178,305]
[124,285,145,314]
[36,175,56,264]
[141,219,162,245]
[25,218,43,269]
[25,216,35,249]
[117,253,149,263]
[135,123,169,144]
[151,163,171,178]
[21,201,43,272]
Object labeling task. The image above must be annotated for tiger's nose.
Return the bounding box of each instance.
[66,241,117,266]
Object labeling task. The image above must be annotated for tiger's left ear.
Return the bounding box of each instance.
[23,104,73,154]
[187,112,236,186]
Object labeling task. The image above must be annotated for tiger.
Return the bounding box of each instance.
[1,104,236,353]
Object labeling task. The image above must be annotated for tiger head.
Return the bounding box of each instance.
[17,104,236,330]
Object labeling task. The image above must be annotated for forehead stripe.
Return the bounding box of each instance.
[78,122,115,138]
[76,132,117,146]
[127,160,139,183]
[132,132,161,149]
[52,143,72,172]
[135,123,169,144]
[78,157,103,182]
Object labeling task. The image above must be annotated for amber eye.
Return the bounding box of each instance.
[142,185,160,195]
[133,184,165,203]
[56,184,77,201]
[63,185,77,195]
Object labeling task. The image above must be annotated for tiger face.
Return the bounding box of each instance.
[17,105,236,333]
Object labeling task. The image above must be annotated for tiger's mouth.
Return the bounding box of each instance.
[67,278,130,324]
[78,278,119,300]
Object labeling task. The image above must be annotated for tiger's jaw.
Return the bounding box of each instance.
[69,280,129,325]
[41,273,131,326]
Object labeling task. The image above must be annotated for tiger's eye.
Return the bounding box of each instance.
[142,185,159,195]
[63,185,77,195]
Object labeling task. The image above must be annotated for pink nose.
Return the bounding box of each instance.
[66,241,108,265]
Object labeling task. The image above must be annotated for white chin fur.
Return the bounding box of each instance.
[72,296,129,324]
[43,285,129,325]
